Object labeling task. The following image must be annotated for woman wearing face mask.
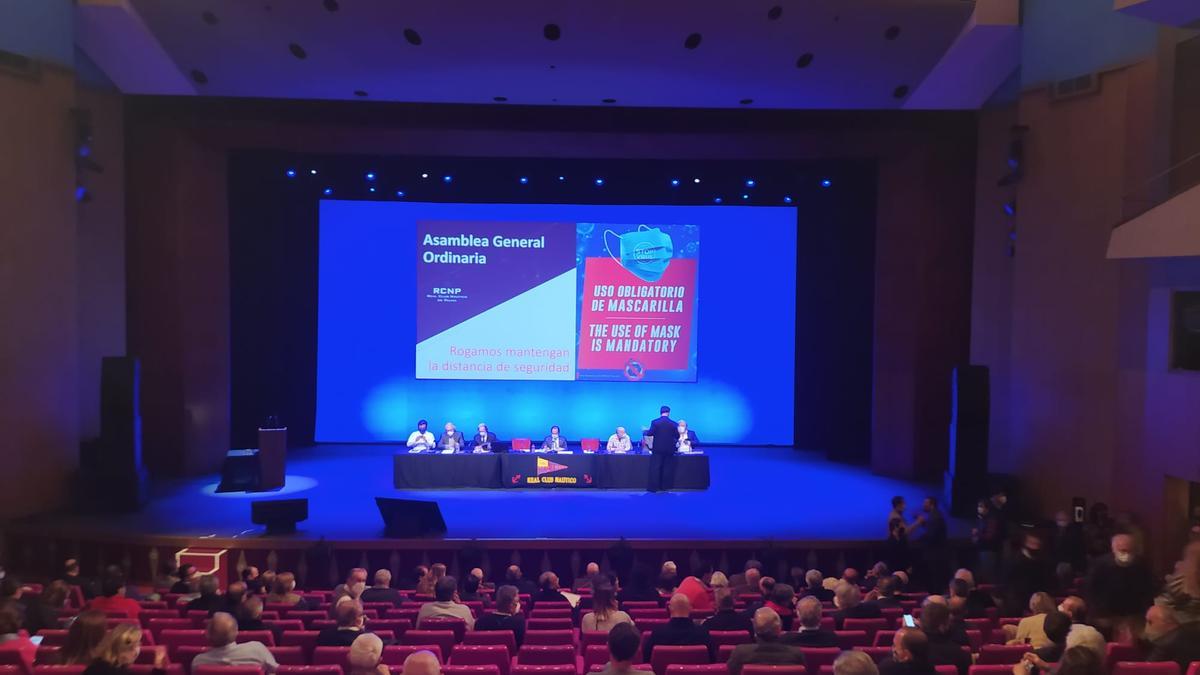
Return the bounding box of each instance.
[83,623,167,675]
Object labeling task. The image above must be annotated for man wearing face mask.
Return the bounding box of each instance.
[644,405,679,492]
[1052,510,1087,576]
[1143,604,1200,672]
[1002,533,1058,616]
[1084,533,1157,640]
[675,420,699,452]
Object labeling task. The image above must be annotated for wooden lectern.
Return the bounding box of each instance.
[258,427,287,490]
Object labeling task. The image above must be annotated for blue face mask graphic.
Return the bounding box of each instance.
[603,225,673,282]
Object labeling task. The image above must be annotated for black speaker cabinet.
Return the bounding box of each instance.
[80,357,148,512]
[251,498,308,535]
[375,497,447,538]
[944,365,990,517]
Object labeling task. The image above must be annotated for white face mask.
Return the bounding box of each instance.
[1115,552,1133,565]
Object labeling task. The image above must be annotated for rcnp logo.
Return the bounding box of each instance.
[536,457,569,476]
[433,287,462,295]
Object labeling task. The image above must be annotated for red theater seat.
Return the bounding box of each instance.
[401,631,458,659]
[716,645,736,663]
[582,645,609,672]
[798,648,840,675]
[1112,665,1180,675]
[842,619,888,641]
[161,630,209,660]
[517,645,576,667]
[236,631,275,648]
[511,439,532,452]
[418,619,467,642]
[286,612,327,628]
[854,648,892,664]
[529,610,572,620]
[450,645,511,675]
[267,648,306,666]
[709,631,752,647]
[312,648,352,669]
[665,667,726,675]
[965,630,983,653]
[34,631,69,647]
[512,667,575,675]
[462,631,518,657]
[970,666,1021,675]
[174,646,208,674]
[192,666,264,675]
[743,666,806,675]
[650,646,710,675]
[872,631,895,647]
[444,667,502,675]
[33,667,86,675]
[277,668,343,675]
[1106,644,1145,672]
[383,645,445,666]
[527,619,572,631]
[280,632,320,660]
[590,667,651,674]
[976,645,1031,665]
[35,647,61,665]
[142,610,183,621]
[149,619,194,642]
[130,666,184,675]
[835,631,869,649]
[581,632,609,648]
[622,603,661,611]
[524,631,574,646]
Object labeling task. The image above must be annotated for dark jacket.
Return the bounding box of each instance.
[834,603,883,630]
[473,432,498,452]
[879,659,937,675]
[726,640,805,675]
[1085,554,1158,618]
[703,610,752,635]
[804,585,834,602]
[927,633,972,675]
[642,617,715,662]
[187,593,227,616]
[646,416,679,455]
[360,587,404,607]
[475,612,526,647]
[1146,623,1200,673]
[316,627,366,647]
[780,628,839,648]
[84,662,164,675]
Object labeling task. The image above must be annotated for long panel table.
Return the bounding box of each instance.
[393,452,709,490]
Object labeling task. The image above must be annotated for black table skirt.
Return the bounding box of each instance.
[393,452,709,490]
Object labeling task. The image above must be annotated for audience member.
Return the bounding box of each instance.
[727,606,805,675]
[505,565,537,596]
[401,566,428,592]
[576,562,602,590]
[803,570,834,602]
[192,611,278,673]
[642,593,714,662]
[599,622,642,675]
[1058,596,1087,624]
[1032,610,1071,662]
[1084,533,1156,639]
[401,650,441,675]
[973,500,1003,582]
[241,566,264,595]
[0,601,37,672]
[335,568,369,599]
[417,563,446,597]
[266,572,307,607]
[951,570,995,618]
[781,596,837,647]
[170,564,199,594]
[872,576,903,608]
[835,650,881,675]
[1143,604,1200,672]
[237,596,272,634]
[417,576,475,629]
[1006,592,1057,647]
[834,581,882,630]
[879,628,936,675]
[83,623,166,675]
[475,584,526,646]
[1064,624,1106,662]
[583,584,633,632]
[732,567,762,599]
[704,587,752,634]
[533,572,570,605]
[763,583,797,631]
[187,575,226,615]
[58,610,108,666]
[919,601,971,675]
[348,632,389,675]
[657,561,678,595]
[85,575,141,618]
[23,580,68,636]
[676,574,714,613]
[1157,541,1200,625]
[618,565,662,605]
[360,569,403,607]
[63,559,99,599]
[710,571,729,590]
[1052,511,1087,576]
[1004,534,1058,616]
[318,601,367,646]
[460,575,484,603]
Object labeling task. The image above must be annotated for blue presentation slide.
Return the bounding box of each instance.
[315,200,798,445]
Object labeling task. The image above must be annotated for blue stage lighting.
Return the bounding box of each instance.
[365,172,376,181]
[442,175,453,183]
[368,186,376,193]
[558,175,565,181]
[323,187,333,195]
[285,169,297,178]
[421,173,429,179]
[396,190,406,198]
[594,178,605,186]
[1003,201,1016,216]
[75,186,88,202]
[693,178,701,184]
[820,178,832,188]
[670,179,681,187]
[713,197,723,204]
[745,179,756,187]
[783,195,793,204]
[742,194,749,200]
[519,177,529,184]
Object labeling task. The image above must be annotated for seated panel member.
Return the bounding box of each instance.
[439,422,465,453]
[607,426,632,453]
[406,419,435,453]
[473,423,498,453]
[542,425,568,452]
[676,420,700,452]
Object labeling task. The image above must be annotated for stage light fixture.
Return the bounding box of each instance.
[713,197,723,204]
[693,178,701,184]
[442,175,453,183]
[396,190,406,198]
[820,179,832,188]
[323,187,333,195]
[310,169,318,175]
[285,169,297,178]
[594,178,605,186]
[368,186,376,193]
[745,179,756,187]
[557,176,565,181]
[741,194,749,200]
[365,172,376,181]
[75,186,90,203]
[1003,200,1016,217]
[421,173,429,179]
[783,196,793,204]
[519,176,529,184]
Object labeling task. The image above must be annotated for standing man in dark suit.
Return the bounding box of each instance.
[644,405,679,492]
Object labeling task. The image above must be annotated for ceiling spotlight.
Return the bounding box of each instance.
[670,179,680,187]
[323,187,333,195]
[285,169,297,178]
[396,190,406,198]
[557,176,565,181]
[368,187,376,193]
[741,194,750,200]
[820,178,832,188]
[693,178,701,184]
[442,175,453,183]
[1003,200,1016,216]
[713,197,723,204]
[783,196,793,204]
[594,178,605,186]
[421,173,429,179]
[745,179,756,187]
[75,186,90,203]
[309,169,318,175]
[365,172,376,181]
[519,177,529,184]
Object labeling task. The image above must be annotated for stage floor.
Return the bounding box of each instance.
[13,445,965,544]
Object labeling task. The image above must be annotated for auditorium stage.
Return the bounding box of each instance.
[6,445,965,547]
